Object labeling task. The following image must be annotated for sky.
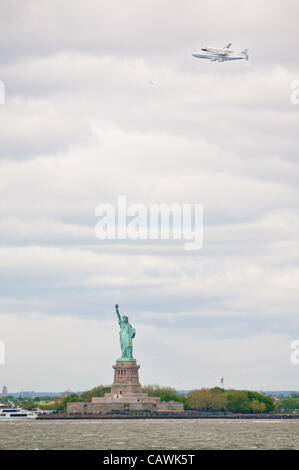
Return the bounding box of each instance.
[0,0,299,392]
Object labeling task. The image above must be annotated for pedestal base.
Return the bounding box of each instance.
[69,359,184,414]
[111,360,142,395]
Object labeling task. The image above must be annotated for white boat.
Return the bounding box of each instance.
[0,403,37,419]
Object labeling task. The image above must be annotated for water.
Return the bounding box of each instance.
[0,419,298,450]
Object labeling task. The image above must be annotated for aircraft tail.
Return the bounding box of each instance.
[241,48,249,60]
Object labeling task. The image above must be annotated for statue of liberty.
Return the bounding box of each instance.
[115,303,136,361]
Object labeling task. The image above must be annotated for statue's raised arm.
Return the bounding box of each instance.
[115,303,121,322]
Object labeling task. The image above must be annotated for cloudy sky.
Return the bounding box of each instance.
[0,0,299,392]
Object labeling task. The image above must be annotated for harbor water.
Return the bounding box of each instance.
[0,418,299,450]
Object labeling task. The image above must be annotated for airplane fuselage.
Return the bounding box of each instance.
[192,52,246,62]
[192,44,248,62]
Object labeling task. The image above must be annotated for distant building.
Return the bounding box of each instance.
[61,390,73,397]
[18,391,36,398]
[1,386,8,397]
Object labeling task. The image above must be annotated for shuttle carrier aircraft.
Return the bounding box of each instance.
[192,42,248,62]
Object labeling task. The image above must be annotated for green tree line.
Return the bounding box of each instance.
[187,387,274,413]
[6,386,299,414]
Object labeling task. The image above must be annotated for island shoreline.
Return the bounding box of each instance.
[37,413,299,420]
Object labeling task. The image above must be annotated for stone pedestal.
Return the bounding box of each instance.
[74,359,184,413]
[111,360,142,395]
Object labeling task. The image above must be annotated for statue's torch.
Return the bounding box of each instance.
[115,303,121,321]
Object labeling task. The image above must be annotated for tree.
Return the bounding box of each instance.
[246,391,274,412]
[188,388,228,411]
[56,393,82,411]
[225,391,251,413]
[250,399,266,413]
[274,398,299,413]
[142,385,177,397]
[142,385,187,407]
[80,386,111,402]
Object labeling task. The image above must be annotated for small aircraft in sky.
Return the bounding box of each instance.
[192,42,248,62]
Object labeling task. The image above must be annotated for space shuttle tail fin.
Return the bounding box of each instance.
[241,48,249,60]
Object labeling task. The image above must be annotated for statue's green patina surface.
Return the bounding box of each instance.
[115,303,136,361]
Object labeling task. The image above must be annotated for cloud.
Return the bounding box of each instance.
[0,0,298,390]
[0,0,298,67]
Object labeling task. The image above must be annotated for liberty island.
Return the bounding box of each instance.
[67,304,184,414]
